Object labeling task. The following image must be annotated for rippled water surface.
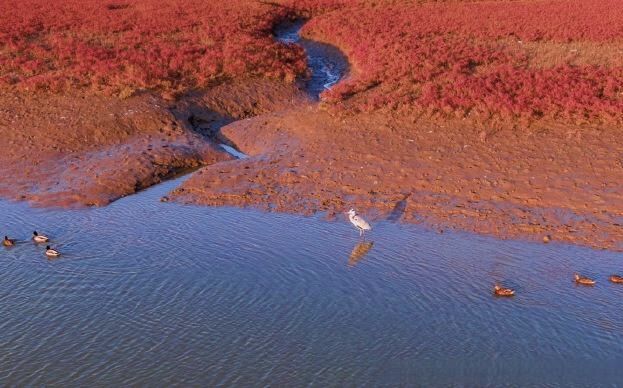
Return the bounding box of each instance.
[1,176,622,386]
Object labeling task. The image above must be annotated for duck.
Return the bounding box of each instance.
[45,245,61,258]
[32,231,49,243]
[493,284,515,297]
[609,275,623,284]
[574,273,596,286]
[3,236,16,247]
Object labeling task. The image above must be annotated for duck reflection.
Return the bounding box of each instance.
[348,241,374,267]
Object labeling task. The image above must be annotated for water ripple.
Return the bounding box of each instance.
[1,177,623,384]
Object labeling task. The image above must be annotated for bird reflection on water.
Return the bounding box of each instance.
[348,241,374,267]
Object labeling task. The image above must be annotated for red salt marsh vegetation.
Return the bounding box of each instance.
[292,0,623,124]
[3,0,621,123]
[0,0,307,96]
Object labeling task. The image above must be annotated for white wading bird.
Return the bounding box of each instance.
[347,209,372,237]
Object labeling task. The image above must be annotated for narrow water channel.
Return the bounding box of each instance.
[274,20,349,100]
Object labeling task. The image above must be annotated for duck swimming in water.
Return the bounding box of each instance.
[609,275,623,284]
[493,284,515,297]
[574,273,596,286]
[3,236,15,247]
[32,231,49,243]
[45,245,60,258]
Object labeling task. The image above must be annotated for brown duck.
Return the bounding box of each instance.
[494,284,515,297]
[574,273,596,286]
[3,236,15,247]
[609,275,623,284]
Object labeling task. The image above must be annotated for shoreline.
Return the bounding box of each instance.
[171,107,623,252]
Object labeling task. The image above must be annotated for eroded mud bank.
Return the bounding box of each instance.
[171,108,623,251]
[0,78,308,207]
[0,91,220,207]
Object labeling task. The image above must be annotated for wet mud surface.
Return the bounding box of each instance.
[0,79,307,207]
[0,91,228,207]
[171,109,623,251]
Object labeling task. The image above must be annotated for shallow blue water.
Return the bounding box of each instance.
[1,176,622,386]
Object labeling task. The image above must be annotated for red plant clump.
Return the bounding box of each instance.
[2,0,622,124]
[288,0,623,123]
[0,0,307,96]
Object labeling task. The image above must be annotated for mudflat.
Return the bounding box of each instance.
[171,107,623,251]
[2,80,621,250]
[0,90,229,207]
